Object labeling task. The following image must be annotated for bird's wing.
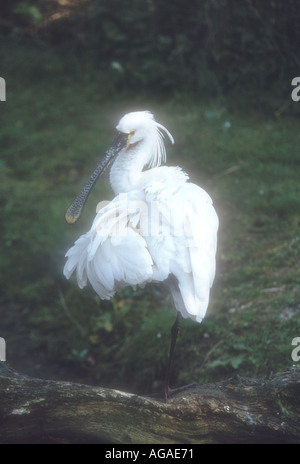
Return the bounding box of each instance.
[177,183,218,322]
[64,177,218,319]
[143,182,218,323]
[63,193,154,299]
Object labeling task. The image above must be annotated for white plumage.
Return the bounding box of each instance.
[64,111,218,324]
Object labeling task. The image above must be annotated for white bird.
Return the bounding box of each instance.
[64,111,218,398]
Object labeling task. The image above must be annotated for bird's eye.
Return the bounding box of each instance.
[127,130,135,147]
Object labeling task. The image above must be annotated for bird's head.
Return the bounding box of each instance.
[116,111,174,164]
[65,111,174,224]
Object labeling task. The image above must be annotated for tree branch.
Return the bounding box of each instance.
[0,362,299,444]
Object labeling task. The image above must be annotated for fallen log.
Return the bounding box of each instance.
[0,362,299,444]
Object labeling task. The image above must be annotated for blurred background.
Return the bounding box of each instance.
[0,0,299,394]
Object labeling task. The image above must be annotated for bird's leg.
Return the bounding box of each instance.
[164,312,181,400]
[145,311,195,401]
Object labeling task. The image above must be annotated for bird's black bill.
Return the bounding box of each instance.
[65,131,128,224]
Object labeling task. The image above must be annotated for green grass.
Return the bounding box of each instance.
[1,41,300,394]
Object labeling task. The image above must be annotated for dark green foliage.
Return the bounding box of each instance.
[1,0,299,98]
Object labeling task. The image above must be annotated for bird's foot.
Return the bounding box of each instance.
[164,383,197,402]
[145,383,197,402]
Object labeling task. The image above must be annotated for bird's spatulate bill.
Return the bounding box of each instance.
[65,132,128,224]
